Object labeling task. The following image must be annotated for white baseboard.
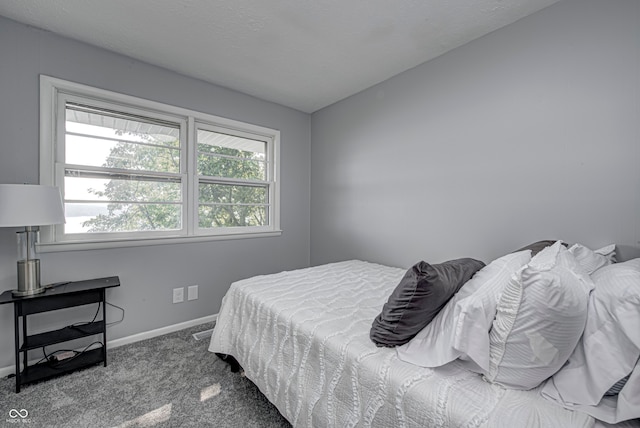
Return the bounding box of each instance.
[0,314,218,379]
[108,314,218,349]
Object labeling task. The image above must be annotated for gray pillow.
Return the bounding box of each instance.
[370,258,485,347]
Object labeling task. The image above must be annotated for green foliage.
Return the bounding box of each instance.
[197,145,267,228]
[82,135,267,232]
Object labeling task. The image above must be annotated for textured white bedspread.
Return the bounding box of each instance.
[208,260,598,428]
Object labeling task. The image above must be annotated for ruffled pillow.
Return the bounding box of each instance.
[485,241,594,390]
[569,243,615,275]
[541,259,640,423]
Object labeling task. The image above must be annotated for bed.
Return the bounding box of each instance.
[209,251,640,427]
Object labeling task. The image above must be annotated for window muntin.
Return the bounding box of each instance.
[40,76,280,248]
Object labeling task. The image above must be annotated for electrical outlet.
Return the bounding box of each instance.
[188,285,198,301]
[173,287,184,303]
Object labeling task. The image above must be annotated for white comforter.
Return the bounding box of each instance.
[209,260,602,428]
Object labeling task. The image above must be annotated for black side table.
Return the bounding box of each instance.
[0,276,120,392]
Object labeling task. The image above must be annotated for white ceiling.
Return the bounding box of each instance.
[0,0,560,113]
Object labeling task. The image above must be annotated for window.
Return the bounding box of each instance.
[196,126,271,229]
[40,76,280,250]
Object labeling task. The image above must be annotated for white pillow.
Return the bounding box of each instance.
[541,259,640,423]
[569,243,615,275]
[396,250,531,371]
[486,241,594,390]
[594,243,616,261]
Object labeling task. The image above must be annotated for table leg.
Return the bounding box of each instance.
[14,303,20,393]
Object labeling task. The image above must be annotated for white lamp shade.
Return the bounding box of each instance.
[0,184,65,227]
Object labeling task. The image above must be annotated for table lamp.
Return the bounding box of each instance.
[0,184,65,297]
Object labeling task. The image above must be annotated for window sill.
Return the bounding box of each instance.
[37,230,283,253]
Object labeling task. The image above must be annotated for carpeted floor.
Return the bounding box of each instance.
[0,323,291,427]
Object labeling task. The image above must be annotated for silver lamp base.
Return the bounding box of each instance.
[13,259,45,297]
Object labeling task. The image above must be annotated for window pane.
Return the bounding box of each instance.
[64,203,109,234]
[65,202,181,233]
[199,183,267,205]
[66,103,179,147]
[198,205,267,228]
[197,129,266,180]
[197,154,265,180]
[66,103,181,173]
[198,182,268,228]
[65,176,181,202]
[197,129,265,157]
[66,135,180,173]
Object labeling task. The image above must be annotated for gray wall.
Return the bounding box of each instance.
[311,0,640,268]
[0,16,311,368]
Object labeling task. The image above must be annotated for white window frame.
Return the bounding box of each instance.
[39,75,281,252]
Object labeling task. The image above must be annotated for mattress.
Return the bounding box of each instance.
[208,260,602,428]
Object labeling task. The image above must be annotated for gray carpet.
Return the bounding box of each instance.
[0,323,291,427]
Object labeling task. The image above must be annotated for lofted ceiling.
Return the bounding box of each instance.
[0,0,560,113]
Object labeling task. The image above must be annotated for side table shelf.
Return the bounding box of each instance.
[21,322,104,350]
[19,348,104,386]
[0,276,120,393]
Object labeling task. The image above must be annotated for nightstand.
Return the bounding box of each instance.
[0,276,120,392]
